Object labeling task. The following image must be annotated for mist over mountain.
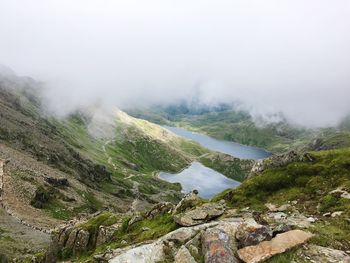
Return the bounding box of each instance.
[1,0,350,127]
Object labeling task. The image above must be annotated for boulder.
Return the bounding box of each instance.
[299,244,350,263]
[237,230,313,263]
[167,228,196,244]
[272,224,292,236]
[173,191,201,214]
[236,224,273,248]
[331,211,344,217]
[202,228,239,263]
[174,245,197,263]
[174,202,225,226]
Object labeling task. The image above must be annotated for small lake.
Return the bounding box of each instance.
[163,125,271,160]
[159,162,240,199]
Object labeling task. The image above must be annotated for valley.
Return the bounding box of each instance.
[0,73,349,262]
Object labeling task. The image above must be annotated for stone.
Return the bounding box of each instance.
[167,228,196,244]
[174,245,197,263]
[145,202,174,219]
[272,224,292,236]
[237,230,313,263]
[74,229,90,253]
[306,217,317,223]
[236,224,273,248]
[202,228,239,263]
[299,245,350,263]
[174,202,225,226]
[96,225,118,246]
[127,214,144,227]
[173,191,201,214]
[331,211,344,217]
[323,212,331,217]
[330,188,350,200]
[265,203,291,212]
[44,176,69,187]
[121,240,127,245]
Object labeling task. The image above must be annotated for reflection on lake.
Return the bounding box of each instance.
[159,162,240,199]
[163,125,271,160]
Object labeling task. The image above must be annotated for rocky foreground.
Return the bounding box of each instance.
[45,191,350,263]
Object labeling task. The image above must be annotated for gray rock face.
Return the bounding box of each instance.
[202,228,239,263]
[174,202,225,226]
[74,229,90,253]
[236,224,273,248]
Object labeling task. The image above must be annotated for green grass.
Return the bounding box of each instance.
[214,147,350,249]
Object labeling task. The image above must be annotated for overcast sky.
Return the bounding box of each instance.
[0,0,349,126]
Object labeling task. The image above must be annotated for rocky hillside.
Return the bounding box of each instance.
[0,71,254,260]
[42,180,350,263]
[21,147,347,263]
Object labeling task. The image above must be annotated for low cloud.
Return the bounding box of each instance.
[0,0,350,127]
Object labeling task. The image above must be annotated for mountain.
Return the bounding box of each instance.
[0,72,253,260]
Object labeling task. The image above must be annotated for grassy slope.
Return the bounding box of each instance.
[214,147,350,251]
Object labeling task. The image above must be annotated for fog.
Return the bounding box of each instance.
[0,0,350,127]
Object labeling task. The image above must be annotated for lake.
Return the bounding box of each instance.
[159,162,240,199]
[163,125,271,160]
[159,125,271,199]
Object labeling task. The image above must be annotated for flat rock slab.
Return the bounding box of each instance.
[237,230,313,263]
[299,245,350,263]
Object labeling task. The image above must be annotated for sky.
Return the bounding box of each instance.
[0,0,349,127]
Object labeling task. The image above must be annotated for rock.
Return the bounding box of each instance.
[141,227,150,232]
[265,203,291,212]
[331,211,344,217]
[96,225,118,246]
[237,230,313,263]
[236,223,273,248]
[202,228,239,263]
[299,244,350,263]
[272,224,292,236]
[174,202,225,226]
[173,191,201,215]
[167,228,196,244]
[128,214,144,227]
[323,212,331,217]
[74,229,90,253]
[330,188,350,200]
[174,245,197,263]
[307,217,317,223]
[121,240,127,245]
[44,176,69,187]
[65,228,79,250]
[145,202,174,219]
[268,212,312,228]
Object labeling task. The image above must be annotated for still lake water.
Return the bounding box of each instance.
[159,162,240,199]
[159,126,271,199]
[163,125,271,160]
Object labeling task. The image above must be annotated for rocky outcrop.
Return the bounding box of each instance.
[174,245,197,263]
[251,151,313,175]
[173,191,201,215]
[174,201,225,226]
[237,230,313,263]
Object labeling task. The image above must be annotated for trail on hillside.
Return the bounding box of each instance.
[102,140,140,213]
